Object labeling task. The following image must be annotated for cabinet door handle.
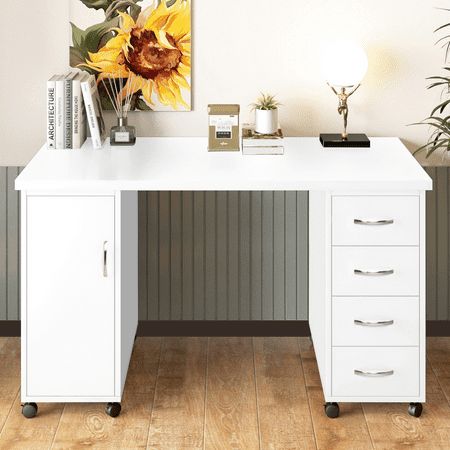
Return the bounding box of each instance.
[103,241,108,277]
[354,219,394,226]
[354,369,394,377]
[354,319,394,327]
[354,269,394,276]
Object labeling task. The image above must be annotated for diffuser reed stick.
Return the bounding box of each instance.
[101,72,137,146]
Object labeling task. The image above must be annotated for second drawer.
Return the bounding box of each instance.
[332,246,419,296]
[332,297,419,346]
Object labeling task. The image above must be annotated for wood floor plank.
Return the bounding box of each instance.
[147,337,207,449]
[307,387,373,450]
[51,338,161,449]
[427,337,450,403]
[0,392,64,450]
[298,337,321,388]
[51,394,153,449]
[254,337,316,450]
[363,393,450,449]
[205,337,260,450]
[299,338,373,450]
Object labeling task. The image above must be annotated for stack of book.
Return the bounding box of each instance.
[46,71,106,149]
[241,125,284,155]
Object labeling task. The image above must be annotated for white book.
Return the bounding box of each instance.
[54,75,65,149]
[81,75,106,149]
[46,75,59,149]
[72,72,89,149]
[64,72,78,149]
[242,146,284,155]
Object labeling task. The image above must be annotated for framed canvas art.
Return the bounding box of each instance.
[70,0,191,111]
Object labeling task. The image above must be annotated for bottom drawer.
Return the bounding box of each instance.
[332,347,419,397]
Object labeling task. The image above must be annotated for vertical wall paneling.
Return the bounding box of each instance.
[193,192,205,320]
[297,192,309,320]
[181,192,194,320]
[228,192,239,320]
[426,167,450,321]
[205,191,216,320]
[0,167,7,320]
[6,168,20,320]
[147,192,160,319]
[239,192,251,320]
[137,191,309,321]
[170,192,182,320]
[285,192,297,320]
[216,192,228,320]
[250,192,263,319]
[262,192,274,320]
[138,192,148,320]
[273,192,285,320]
[0,167,21,321]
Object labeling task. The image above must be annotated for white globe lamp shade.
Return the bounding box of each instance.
[321,40,368,87]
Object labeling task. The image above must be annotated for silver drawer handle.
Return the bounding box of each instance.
[103,241,108,277]
[354,319,394,327]
[354,219,394,226]
[354,269,394,276]
[354,369,394,377]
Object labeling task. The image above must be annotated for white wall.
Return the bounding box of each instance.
[0,0,444,166]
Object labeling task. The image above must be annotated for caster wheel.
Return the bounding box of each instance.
[324,402,339,418]
[22,402,38,419]
[105,402,121,418]
[408,402,423,418]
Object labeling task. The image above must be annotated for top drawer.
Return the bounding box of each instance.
[332,196,419,246]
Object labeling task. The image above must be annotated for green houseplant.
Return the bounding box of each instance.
[251,93,281,134]
[415,11,450,157]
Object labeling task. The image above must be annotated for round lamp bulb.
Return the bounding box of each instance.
[321,40,368,87]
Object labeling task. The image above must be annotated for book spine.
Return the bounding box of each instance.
[46,80,56,149]
[55,79,65,149]
[72,80,81,149]
[64,78,73,149]
[81,80,101,149]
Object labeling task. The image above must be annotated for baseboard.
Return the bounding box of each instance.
[137,320,312,336]
[0,321,20,336]
[1,320,449,337]
[427,321,450,336]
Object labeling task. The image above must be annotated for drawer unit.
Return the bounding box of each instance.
[332,297,419,346]
[332,246,419,296]
[332,195,419,246]
[332,347,420,397]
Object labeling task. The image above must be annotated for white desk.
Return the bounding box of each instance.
[16,137,432,419]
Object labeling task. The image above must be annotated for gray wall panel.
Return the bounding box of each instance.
[2,166,449,322]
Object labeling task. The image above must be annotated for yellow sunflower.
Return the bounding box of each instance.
[85,0,191,110]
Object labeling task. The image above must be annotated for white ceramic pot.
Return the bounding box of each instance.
[255,108,278,134]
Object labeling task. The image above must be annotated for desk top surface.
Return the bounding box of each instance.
[15,137,432,191]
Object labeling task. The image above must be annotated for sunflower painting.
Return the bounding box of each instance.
[70,0,191,111]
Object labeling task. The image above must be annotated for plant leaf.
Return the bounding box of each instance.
[70,17,120,62]
[79,0,115,11]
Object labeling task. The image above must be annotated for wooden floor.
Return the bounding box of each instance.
[0,337,449,450]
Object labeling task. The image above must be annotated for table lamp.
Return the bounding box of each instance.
[319,40,370,147]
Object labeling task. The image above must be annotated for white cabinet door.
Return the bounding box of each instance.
[26,196,115,398]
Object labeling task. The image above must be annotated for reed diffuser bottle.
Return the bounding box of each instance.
[102,73,137,146]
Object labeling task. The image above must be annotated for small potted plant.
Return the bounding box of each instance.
[251,93,281,134]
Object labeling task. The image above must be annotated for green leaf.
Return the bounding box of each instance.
[79,0,115,11]
[70,17,119,62]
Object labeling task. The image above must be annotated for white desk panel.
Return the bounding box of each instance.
[15,137,432,192]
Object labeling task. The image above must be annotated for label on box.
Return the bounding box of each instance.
[115,132,130,143]
[209,115,238,139]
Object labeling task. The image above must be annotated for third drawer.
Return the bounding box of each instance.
[332,297,419,346]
